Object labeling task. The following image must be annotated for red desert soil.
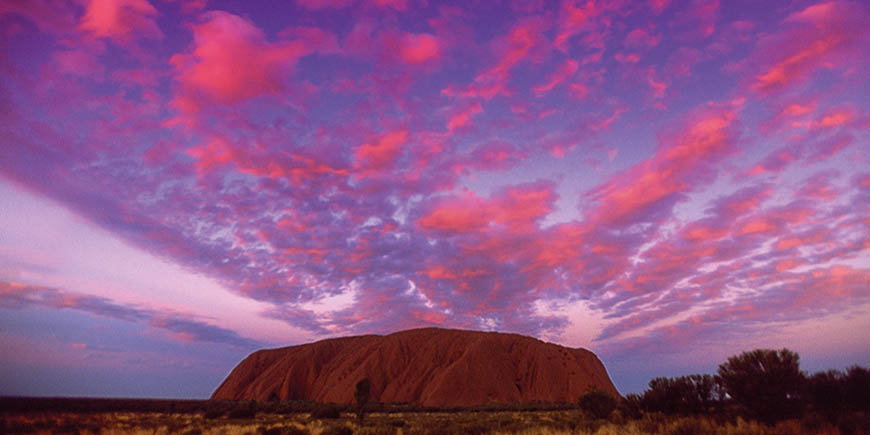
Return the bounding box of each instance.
[212,328,619,406]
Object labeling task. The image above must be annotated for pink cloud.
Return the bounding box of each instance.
[0,0,79,35]
[776,258,804,272]
[614,52,640,64]
[417,192,491,233]
[760,99,818,134]
[142,140,176,166]
[592,164,866,343]
[491,182,558,231]
[624,28,661,49]
[279,26,341,53]
[397,33,440,64]
[808,132,855,162]
[5,0,870,390]
[752,1,868,94]
[585,104,737,225]
[788,1,851,26]
[446,101,483,133]
[185,137,234,174]
[372,0,407,11]
[163,0,207,14]
[533,59,579,95]
[671,0,719,39]
[808,105,856,131]
[664,47,703,77]
[334,25,444,96]
[712,185,774,219]
[467,141,526,171]
[738,219,778,235]
[746,146,799,175]
[781,102,815,117]
[111,68,160,87]
[354,129,408,174]
[554,0,608,52]
[0,282,263,348]
[79,0,162,41]
[598,186,869,345]
[681,223,728,241]
[754,39,843,94]
[601,262,870,357]
[444,17,549,100]
[649,0,670,14]
[296,0,355,10]
[54,48,105,77]
[417,181,557,234]
[171,11,312,110]
[644,67,667,99]
[774,223,833,252]
[184,135,349,184]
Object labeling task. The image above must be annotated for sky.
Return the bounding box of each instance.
[1,0,868,398]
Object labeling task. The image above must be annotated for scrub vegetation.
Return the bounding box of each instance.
[2,349,867,434]
[3,405,868,435]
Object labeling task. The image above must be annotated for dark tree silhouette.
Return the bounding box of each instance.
[717,348,805,423]
[843,365,870,412]
[807,370,844,418]
[642,377,686,414]
[354,378,372,422]
[681,374,723,413]
[640,374,721,414]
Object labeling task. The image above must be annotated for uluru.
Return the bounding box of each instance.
[212,328,619,407]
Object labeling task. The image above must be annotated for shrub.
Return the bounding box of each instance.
[260,427,308,435]
[664,416,714,435]
[226,403,257,419]
[203,402,231,419]
[578,389,618,419]
[836,412,870,435]
[203,408,225,419]
[389,419,405,427]
[796,412,833,434]
[320,425,353,435]
[310,405,342,419]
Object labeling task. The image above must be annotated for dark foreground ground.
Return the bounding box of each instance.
[1,397,867,434]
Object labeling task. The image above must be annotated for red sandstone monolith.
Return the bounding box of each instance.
[212,327,619,406]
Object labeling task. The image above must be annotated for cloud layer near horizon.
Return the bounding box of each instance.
[1,0,869,396]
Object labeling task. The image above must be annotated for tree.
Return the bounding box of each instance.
[843,365,870,412]
[807,370,844,418]
[640,375,720,414]
[717,348,805,423]
[354,378,372,422]
[681,374,722,413]
[642,377,687,414]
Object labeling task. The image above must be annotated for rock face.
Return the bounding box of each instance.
[212,327,619,406]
